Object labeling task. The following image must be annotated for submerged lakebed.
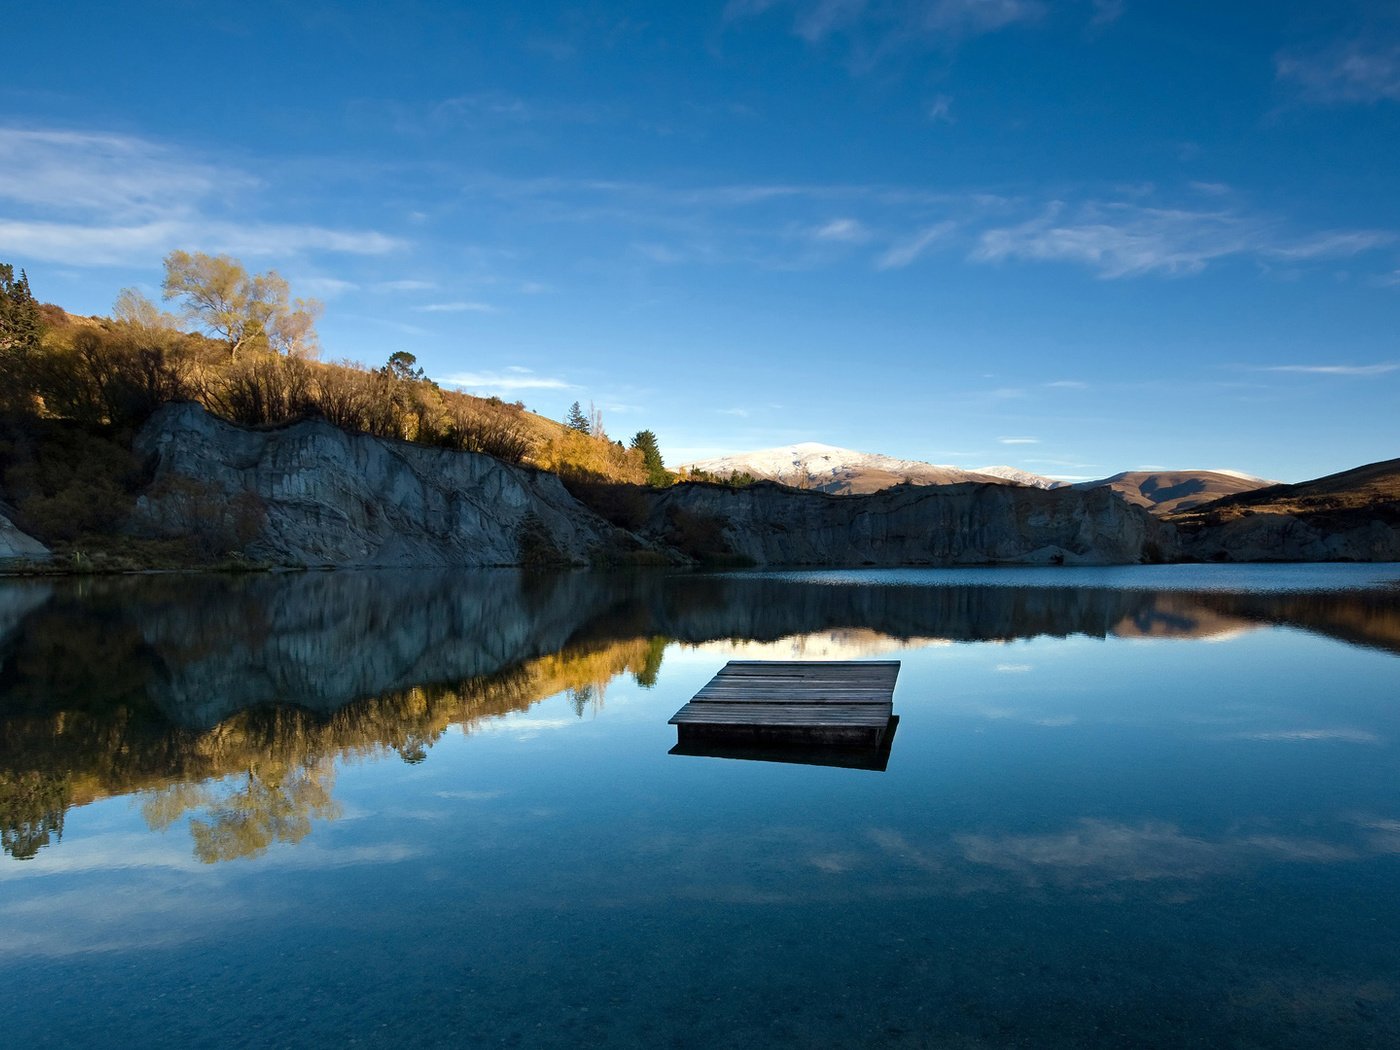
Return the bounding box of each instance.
[2,565,1400,1047]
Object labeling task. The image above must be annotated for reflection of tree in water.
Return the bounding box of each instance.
[141,757,339,864]
[0,771,69,860]
[567,684,599,718]
[0,634,667,862]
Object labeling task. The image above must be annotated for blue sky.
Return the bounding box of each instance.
[4,0,1399,481]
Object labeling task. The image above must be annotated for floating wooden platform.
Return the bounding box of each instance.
[669,716,900,771]
[669,660,900,755]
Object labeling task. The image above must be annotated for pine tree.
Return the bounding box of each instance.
[630,429,671,487]
[0,264,41,356]
[565,400,591,434]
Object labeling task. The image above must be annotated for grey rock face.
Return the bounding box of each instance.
[0,492,49,562]
[645,481,1171,566]
[127,403,1175,568]
[131,402,626,567]
[1178,512,1400,562]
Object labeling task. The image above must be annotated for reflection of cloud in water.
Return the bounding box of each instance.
[807,852,862,874]
[956,820,1387,890]
[434,790,507,802]
[972,705,1078,728]
[867,828,944,873]
[687,629,951,661]
[1227,728,1382,744]
[1354,817,1400,854]
[474,717,575,741]
[994,663,1033,673]
[1198,627,1257,644]
[959,820,1222,885]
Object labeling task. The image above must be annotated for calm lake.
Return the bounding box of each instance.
[3,565,1400,1047]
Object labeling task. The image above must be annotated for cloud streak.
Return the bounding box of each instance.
[1262,363,1398,376]
[0,127,402,267]
[877,221,956,269]
[416,301,498,313]
[972,201,1263,277]
[441,369,571,392]
[1277,40,1400,105]
[728,0,1045,50]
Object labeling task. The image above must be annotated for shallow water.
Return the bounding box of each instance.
[2,565,1400,1047]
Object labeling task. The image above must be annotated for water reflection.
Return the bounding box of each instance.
[1,568,1398,861]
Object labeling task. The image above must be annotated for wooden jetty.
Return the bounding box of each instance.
[669,661,900,766]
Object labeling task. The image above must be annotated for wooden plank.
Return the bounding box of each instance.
[671,703,892,727]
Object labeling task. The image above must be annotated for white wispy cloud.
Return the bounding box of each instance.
[0,128,239,217]
[812,217,871,242]
[0,218,399,267]
[1262,363,1398,376]
[441,369,572,392]
[726,0,1044,58]
[999,436,1038,445]
[415,301,498,313]
[465,170,1391,285]
[877,221,956,269]
[0,127,403,267]
[717,407,752,417]
[297,277,358,297]
[1277,40,1400,104]
[1045,379,1088,389]
[972,200,1262,277]
[1264,230,1394,260]
[927,94,954,123]
[378,279,438,291]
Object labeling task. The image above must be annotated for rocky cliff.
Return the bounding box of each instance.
[130,402,632,567]
[0,491,49,562]
[124,404,1172,568]
[642,480,1170,566]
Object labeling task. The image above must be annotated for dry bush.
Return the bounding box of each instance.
[1,420,143,542]
[146,476,266,556]
[206,353,313,426]
[435,398,534,464]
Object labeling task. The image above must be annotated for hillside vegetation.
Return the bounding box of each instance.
[0,257,673,559]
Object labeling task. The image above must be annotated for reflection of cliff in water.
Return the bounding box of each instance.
[2,570,1397,861]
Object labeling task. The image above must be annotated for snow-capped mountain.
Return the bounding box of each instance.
[679,443,1273,507]
[679,442,1042,495]
[970,465,1066,490]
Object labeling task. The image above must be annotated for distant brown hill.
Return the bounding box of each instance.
[1170,457,1400,562]
[1075,470,1274,516]
[1174,458,1400,520]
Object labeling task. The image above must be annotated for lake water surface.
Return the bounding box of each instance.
[3,565,1400,1047]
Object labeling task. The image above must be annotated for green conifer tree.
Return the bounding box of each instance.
[630,429,671,486]
[565,400,591,434]
[0,264,41,356]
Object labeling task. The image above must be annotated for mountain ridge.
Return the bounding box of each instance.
[680,442,1275,511]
